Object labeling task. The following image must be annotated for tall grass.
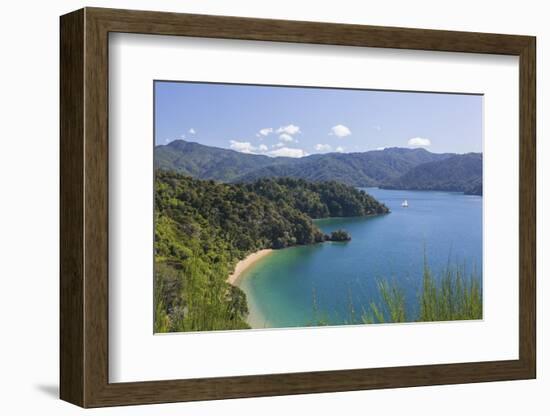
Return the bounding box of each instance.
[418,260,482,322]
[366,260,482,324]
[312,259,482,326]
[364,279,407,324]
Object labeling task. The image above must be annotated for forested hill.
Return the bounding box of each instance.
[235,148,450,186]
[244,178,389,218]
[155,139,295,182]
[154,140,451,186]
[381,153,482,195]
[154,171,389,333]
[155,140,482,195]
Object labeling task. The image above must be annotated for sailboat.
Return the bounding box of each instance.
[401,199,409,208]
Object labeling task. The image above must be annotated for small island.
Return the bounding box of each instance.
[325,229,351,242]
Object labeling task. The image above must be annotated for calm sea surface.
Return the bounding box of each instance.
[238,188,483,328]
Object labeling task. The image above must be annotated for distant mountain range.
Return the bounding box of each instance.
[381,153,483,195]
[155,140,482,195]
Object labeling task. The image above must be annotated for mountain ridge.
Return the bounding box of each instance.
[381,153,483,195]
[155,140,482,194]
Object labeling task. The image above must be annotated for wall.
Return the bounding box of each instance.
[0,0,545,414]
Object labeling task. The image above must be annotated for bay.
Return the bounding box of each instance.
[239,188,483,328]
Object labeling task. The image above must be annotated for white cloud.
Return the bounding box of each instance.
[373,125,382,131]
[330,124,352,138]
[279,133,294,142]
[376,146,386,151]
[268,147,308,158]
[229,140,256,154]
[230,138,307,158]
[277,124,301,135]
[257,127,273,137]
[229,140,301,157]
[188,128,196,134]
[315,144,332,152]
[408,137,431,147]
[335,146,345,153]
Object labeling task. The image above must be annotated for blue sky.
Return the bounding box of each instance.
[154,81,482,157]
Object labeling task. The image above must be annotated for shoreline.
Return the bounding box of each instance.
[227,249,274,286]
[312,211,389,221]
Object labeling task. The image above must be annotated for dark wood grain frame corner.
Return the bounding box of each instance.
[60,7,536,408]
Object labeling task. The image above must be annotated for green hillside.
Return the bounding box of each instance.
[381,153,482,194]
[154,171,389,333]
[155,140,451,186]
[155,140,482,195]
[154,140,294,182]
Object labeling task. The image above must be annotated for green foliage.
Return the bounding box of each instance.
[154,171,388,332]
[154,256,251,332]
[365,261,482,324]
[328,229,352,242]
[245,177,389,218]
[360,279,407,325]
[153,270,170,333]
[418,261,482,322]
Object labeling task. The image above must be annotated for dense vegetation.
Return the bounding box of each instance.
[244,177,389,218]
[464,178,482,196]
[154,171,388,332]
[328,229,352,242]
[382,153,483,195]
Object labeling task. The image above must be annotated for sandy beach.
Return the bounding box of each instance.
[227,249,273,286]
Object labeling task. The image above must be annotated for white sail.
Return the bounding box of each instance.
[401,199,409,207]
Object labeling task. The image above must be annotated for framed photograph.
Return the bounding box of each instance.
[60,7,536,407]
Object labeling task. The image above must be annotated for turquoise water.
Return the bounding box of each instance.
[239,188,483,328]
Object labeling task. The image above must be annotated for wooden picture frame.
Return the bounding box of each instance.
[60,7,536,408]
